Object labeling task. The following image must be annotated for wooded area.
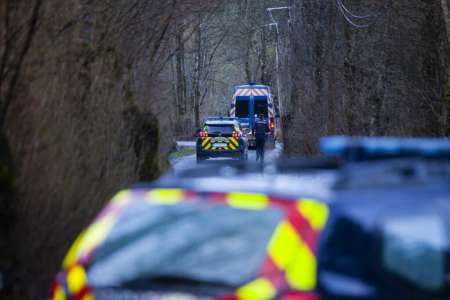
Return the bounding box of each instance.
[0,0,449,298]
[283,0,450,154]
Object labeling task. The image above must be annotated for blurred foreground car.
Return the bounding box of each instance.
[52,137,450,300]
[317,137,450,300]
[52,160,338,300]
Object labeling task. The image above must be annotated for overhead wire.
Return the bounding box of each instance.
[336,0,372,19]
[335,0,379,29]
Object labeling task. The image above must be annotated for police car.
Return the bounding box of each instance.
[51,137,450,300]
[317,137,450,300]
[196,117,248,163]
[51,158,338,300]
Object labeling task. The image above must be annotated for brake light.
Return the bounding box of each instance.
[269,122,275,129]
[269,117,275,129]
[232,131,241,139]
[200,131,208,138]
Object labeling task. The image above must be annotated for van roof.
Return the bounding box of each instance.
[205,120,238,126]
[235,84,271,90]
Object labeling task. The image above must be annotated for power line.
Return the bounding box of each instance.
[337,0,372,19]
[335,0,379,28]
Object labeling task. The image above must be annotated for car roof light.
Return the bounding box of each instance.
[321,136,450,161]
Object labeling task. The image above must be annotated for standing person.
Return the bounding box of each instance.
[253,114,269,163]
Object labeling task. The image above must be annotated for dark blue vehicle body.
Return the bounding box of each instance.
[317,137,450,300]
[230,84,273,128]
[230,83,276,148]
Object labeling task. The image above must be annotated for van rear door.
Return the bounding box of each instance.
[235,96,251,125]
[254,96,268,119]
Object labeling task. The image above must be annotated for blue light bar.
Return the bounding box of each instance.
[321,136,450,161]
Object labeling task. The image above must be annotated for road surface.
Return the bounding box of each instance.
[171,142,283,174]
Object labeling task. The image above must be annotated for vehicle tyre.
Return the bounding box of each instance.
[196,155,205,164]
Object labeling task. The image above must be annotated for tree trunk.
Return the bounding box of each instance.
[441,0,450,46]
[175,26,187,134]
[193,25,202,129]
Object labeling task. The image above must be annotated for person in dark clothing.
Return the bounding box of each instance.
[253,114,269,163]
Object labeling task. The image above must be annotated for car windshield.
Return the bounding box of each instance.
[205,125,235,135]
[236,99,249,118]
[88,200,283,288]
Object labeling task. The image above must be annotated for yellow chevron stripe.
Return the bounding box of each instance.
[268,220,317,291]
[67,265,88,295]
[229,144,236,150]
[229,137,239,147]
[227,193,269,210]
[236,277,276,300]
[146,189,184,205]
[202,137,211,147]
[297,199,329,230]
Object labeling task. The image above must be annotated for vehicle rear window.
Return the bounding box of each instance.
[205,125,235,135]
[236,99,249,118]
[89,201,283,288]
[255,101,268,117]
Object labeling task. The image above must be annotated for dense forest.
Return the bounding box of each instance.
[0,0,449,298]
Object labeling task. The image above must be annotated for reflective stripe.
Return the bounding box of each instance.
[63,230,87,268]
[77,215,116,260]
[64,191,133,265]
[268,221,317,291]
[285,239,317,291]
[82,294,95,300]
[147,189,184,205]
[229,137,239,147]
[52,285,66,300]
[63,191,133,268]
[227,193,269,210]
[237,278,276,300]
[297,199,329,231]
[202,137,211,147]
[111,190,132,204]
[67,265,88,295]
[268,221,301,270]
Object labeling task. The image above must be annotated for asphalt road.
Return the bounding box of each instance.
[171,142,283,174]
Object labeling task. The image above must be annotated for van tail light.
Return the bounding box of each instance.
[232,131,241,139]
[269,122,275,129]
[269,118,275,129]
[200,131,208,138]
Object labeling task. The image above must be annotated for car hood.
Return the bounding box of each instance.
[52,188,329,300]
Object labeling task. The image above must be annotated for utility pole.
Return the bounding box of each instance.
[267,6,290,144]
[266,22,282,119]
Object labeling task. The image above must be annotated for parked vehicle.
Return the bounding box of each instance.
[51,159,338,300]
[229,83,277,148]
[196,117,248,163]
[317,136,450,300]
[51,137,450,300]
